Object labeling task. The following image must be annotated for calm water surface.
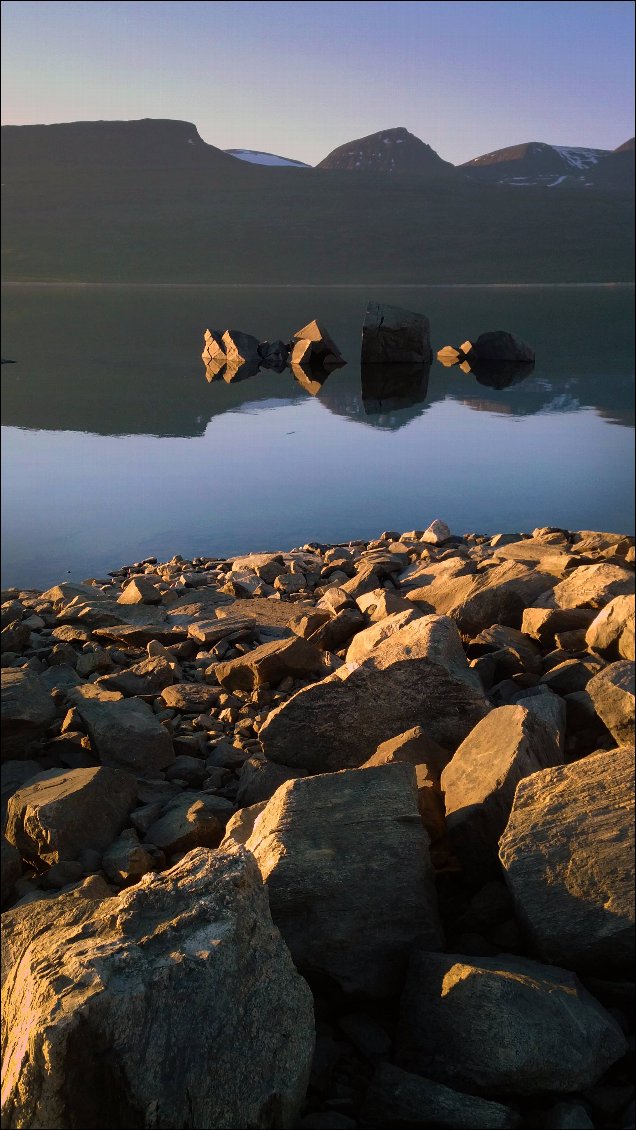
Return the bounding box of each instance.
[1,285,634,589]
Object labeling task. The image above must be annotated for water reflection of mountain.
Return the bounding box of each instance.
[2,285,633,436]
[3,350,633,436]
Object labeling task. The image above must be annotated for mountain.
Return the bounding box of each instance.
[0,118,246,173]
[226,149,311,167]
[588,139,635,190]
[461,141,611,187]
[316,127,455,175]
[1,118,633,284]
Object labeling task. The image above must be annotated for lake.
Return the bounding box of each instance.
[1,284,634,590]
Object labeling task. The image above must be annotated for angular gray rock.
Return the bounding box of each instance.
[586,594,635,660]
[361,1063,520,1129]
[143,790,234,855]
[1,848,314,1128]
[586,661,635,745]
[361,303,432,364]
[5,766,137,867]
[1,670,55,761]
[258,340,289,371]
[101,828,158,885]
[95,655,177,697]
[243,764,443,995]
[236,756,305,807]
[117,576,162,605]
[499,745,635,974]
[260,615,490,773]
[395,951,627,1095]
[215,636,324,692]
[440,705,563,876]
[69,693,175,774]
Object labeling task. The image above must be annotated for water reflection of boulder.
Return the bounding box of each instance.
[361,362,431,414]
[290,362,332,397]
[469,359,535,390]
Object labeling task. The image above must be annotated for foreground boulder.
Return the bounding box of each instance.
[441,705,563,876]
[499,746,635,974]
[361,302,432,365]
[1,670,55,761]
[5,766,137,868]
[1,848,314,1128]
[260,615,490,772]
[395,951,627,1095]
[243,764,443,995]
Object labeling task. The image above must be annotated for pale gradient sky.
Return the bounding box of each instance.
[1,0,634,165]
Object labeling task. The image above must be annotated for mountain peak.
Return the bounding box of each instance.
[316,127,454,174]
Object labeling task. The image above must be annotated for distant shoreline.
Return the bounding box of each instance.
[2,281,635,289]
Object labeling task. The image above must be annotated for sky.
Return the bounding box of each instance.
[1,0,634,165]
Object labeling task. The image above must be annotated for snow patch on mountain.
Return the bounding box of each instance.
[551,146,608,170]
[226,149,311,168]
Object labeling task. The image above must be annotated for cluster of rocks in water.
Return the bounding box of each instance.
[202,303,531,397]
[1,521,634,1129]
[202,319,346,388]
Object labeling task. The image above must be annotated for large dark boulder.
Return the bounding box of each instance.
[361,303,432,365]
[466,331,535,363]
[243,763,443,996]
[395,950,627,1095]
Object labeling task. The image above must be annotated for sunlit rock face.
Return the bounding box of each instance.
[499,745,635,974]
[1,848,314,1129]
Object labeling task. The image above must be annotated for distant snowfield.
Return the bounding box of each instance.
[225,149,311,168]
[551,145,608,169]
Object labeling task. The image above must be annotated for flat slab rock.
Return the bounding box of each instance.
[5,766,137,868]
[243,763,443,996]
[499,745,635,974]
[1,848,314,1129]
[260,614,490,772]
[395,951,627,1096]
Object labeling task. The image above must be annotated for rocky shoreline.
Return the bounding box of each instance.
[1,521,635,1129]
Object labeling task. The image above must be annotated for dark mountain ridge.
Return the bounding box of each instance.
[1,118,633,283]
[316,126,455,175]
